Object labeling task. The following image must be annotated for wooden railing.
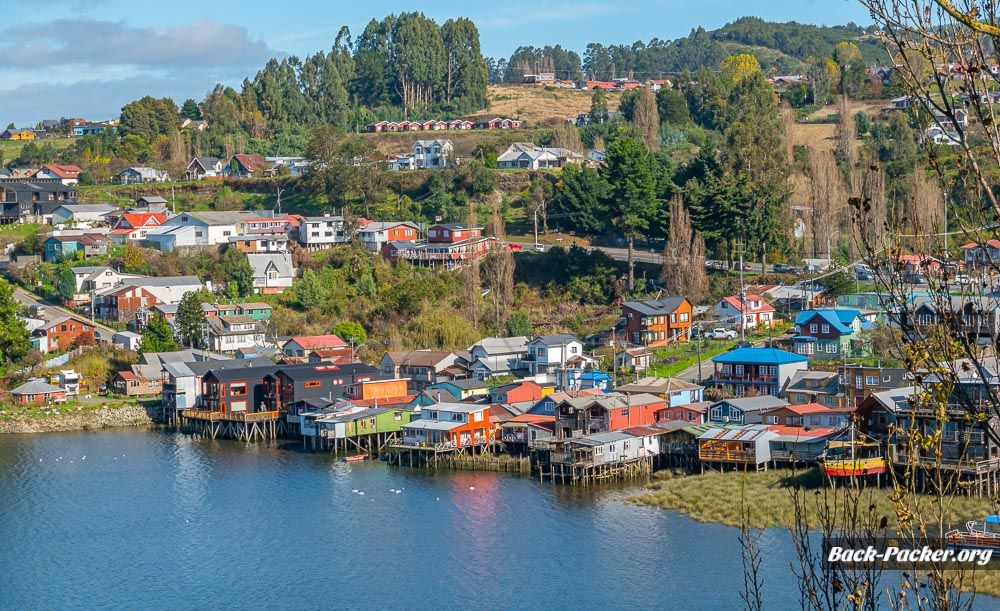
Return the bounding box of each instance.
[699,449,757,463]
[179,409,279,422]
[180,409,221,421]
[893,451,1000,474]
[771,450,822,463]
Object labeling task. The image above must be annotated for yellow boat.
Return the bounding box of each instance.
[819,426,887,477]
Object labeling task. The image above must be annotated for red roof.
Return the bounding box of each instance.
[765,425,840,439]
[39,164,83,179]
[288,335,348,350]
[232,154,269,172]
[778,402,855,415]
[722,295,776,313]
[120,212,165,229]
[961,240,1000,250]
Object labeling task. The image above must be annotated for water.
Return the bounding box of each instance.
[0,430,916,609]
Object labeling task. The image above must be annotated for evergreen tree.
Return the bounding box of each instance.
[296,269,327,310]
[55,264,76,302]
[180,99,201,121]
[0,279,30,368]
[332,321,367,346]
[601,136,661,292]
[139,313,178,355]
[551,163,609,234]
[175,291,206,348]
[656,87,690,125]
[222,248,255,298]
[589,89,609,124]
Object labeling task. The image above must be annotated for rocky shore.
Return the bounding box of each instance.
[0,404,158,434]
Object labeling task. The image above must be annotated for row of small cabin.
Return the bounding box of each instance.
[364,118,522,133]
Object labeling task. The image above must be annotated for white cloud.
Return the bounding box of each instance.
[0,18,274,69]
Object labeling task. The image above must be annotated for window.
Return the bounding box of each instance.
[473,412,483,422]
[809,324,817,333]
[680,312,689,322]
[722,364,732,375]
[866,376,878,386]
[767,415,779,424]
[595,446,603,455]
[623,440,630,450]
[230,383,247,396]
[821,324,830,334]
[855,376,863,389]
[825,343,838,354]
[304,380,321,388]
[671,314,676,323]
[621,408,629,418]
[735,365,744,375]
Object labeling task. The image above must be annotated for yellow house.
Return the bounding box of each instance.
[1,128,35,141]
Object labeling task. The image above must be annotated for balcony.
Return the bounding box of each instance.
[502,432,529,443]
[699,448,757,463]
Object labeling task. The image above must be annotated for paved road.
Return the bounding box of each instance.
[15,287,116,342]
[671,338,768,383]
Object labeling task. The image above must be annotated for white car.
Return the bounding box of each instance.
[951,274,977,285]
[706,328,738,340]
[533,243,546,252]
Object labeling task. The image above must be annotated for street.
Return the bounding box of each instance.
[15,286,116,342]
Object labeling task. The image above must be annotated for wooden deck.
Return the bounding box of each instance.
[180,409,280,422]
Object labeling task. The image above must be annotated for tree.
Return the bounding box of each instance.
[589,88,609,124]
[721,53,762,87]
[550,163,609,234]
[221,248,254,298]
[296,269,327,310]
[54,264,76,302]
[0,279,30,367]
[822,261,854,299]
[138,313,177,355]
[832,42,865,97]
[661,196,708,303]
[175,291,206,348]
[506,311,532,337]
[121,244,147,273]
[119,96,179,142]
[631,88,660,150]
[601,136,660,292]
[332,321,367,346]
[656,87,690,125]
[482,204,515,335]
[180,99,201,121]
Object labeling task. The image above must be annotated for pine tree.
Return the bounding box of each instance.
[0,279,30,368]
[601,136,660,292]
[175,291,206,348]
[139,313,178,355]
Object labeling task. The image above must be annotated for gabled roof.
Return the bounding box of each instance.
[231,154,268,172]
[795,310,855,335]
[771,402,851,416]
[720,295,775,313]
[11,379,64,395]
[713,396,789,412]
[38,164,83,179]
[385,350,459,368]
[616,376,703,394]
[247,252,294,278]
[468,336,529,355]
[622,296,689,316]
[188,157,220,171]
[529,333,579,346]
[430,378,489,390]
[120,212,165,228]
[286,335,348,350]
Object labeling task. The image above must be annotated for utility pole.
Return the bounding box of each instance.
[696,321,703,384]
[943,189,949,258]
[736,239,747,343]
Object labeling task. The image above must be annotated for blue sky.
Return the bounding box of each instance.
[0,0,873,126]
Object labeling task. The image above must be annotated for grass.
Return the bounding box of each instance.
[630,468,1000,597]
[487,84,621,128]
[0,223,43,249]
[0,137,76,163]
[0,398,141,422]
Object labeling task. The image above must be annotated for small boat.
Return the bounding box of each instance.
[343,454,368,463]
[818,424,887,477]
[947,516,1000,553]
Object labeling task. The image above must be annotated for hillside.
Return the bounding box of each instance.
[486,85,621,129]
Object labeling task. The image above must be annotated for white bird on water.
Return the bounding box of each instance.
[358,491,365,496]
[468,486,475,491]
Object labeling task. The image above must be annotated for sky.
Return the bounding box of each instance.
[0,0,874,126]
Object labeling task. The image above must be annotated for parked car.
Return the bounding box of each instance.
[903,273,928,284]
[507,243,523,251]
[791,268,804,276]
[951,274,976,286]
[773,263,792,273]
[732,340,753,350]
[533,243,546,252]
[706,328,738,340]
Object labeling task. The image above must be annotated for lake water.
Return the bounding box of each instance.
[0,429,952,610]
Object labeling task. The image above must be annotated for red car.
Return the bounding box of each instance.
[507,243,523,251]
[742,264,754,271]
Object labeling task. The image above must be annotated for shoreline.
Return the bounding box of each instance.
[0,404,159,434]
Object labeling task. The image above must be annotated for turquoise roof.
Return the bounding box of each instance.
[794,309,862,335]
[711,348,810,365]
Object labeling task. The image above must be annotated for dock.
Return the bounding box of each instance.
[179,409,281,442]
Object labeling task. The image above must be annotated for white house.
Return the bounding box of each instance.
[412,139,454,169]
[524,334,585,377]
[246,252,295,294]
[70,266,141,292]
[713,294,777,330]
[51,204,119,226]
[184,157,223,180]
[120,276,204,305]
[112,331,142,351]
[297,215,350,249]
[156,211,253,246]
[143,225,199,251]
[466,336,529,380]
[496,142,585,170]
[118,167,170,185]
[357,221,420,252]
[203,315,265,353]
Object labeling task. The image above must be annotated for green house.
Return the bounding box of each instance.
[317,407,417,441]
[237,302,272,321]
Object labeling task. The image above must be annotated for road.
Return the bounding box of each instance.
[15,287,116,342]
[671,337,768,383]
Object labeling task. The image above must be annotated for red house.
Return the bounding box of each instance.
[553,392,665,439]
[37,315,95,353]
[490,380,543,404]
[11,379,67,404]
[656,401,711,424]
[110,212,166,244]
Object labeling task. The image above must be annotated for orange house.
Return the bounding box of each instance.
[344,378,410,402]
[621,297,693,346]
[401,403,495,448]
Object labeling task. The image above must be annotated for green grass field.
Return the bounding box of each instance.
[0,137,76,165]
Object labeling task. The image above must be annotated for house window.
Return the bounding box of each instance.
[825,343,838,354]
[855,376,863,389]
[621,409,629,418]
[722,364,732,375]
[623,440,630,450]
[735,365,744,375]
[821,324,830,333]
[769,366,777,375]
[767,415,779,424]
[671,314,676,323]
[809,324,817,333]
[304,381,321,388]
[680,312,689,322]
[473,412,483,422]
[866,376,878,386]
[230,383,247,396]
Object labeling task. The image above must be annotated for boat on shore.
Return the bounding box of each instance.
[818,425,887,477]
[947,516,1000,552]
[343,453,368,463]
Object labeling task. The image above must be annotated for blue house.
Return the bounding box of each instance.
[566,370,612,393]
[711,348,810,398]
[792,309,873,360]
[705,396,789,425]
